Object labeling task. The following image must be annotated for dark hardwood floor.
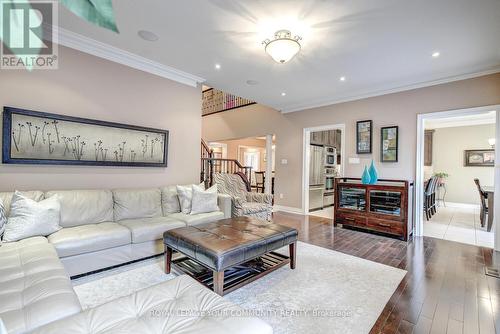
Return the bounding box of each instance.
[272,211,500,334]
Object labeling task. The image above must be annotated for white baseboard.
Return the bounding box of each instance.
[443,202,480,209]
[273,205,304,215]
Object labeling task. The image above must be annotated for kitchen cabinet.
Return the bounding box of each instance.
[424,130,434,166]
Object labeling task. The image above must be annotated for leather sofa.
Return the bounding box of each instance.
[0,188,272,334]
[0,187,231,277]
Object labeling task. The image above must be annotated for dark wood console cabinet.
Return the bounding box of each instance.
[334,177,414,241]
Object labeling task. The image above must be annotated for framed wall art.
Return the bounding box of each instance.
[356,120,372,154]
[380,126,398,162]
[464,149,494,167]
[2,106,169,167]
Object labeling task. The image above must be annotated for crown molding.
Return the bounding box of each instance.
[52,26,205,87]
[281,66,500,113]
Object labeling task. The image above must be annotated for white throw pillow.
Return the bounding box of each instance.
[191,184,219,215]
[2,192,62,242]
[176,183,205,214]
[0,198,6,239]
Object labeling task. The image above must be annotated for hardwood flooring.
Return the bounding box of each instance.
[272,211,500,334]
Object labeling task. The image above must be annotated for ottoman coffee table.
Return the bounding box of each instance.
[163,216,298,295]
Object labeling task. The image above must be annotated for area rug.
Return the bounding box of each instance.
[72,242,406,334]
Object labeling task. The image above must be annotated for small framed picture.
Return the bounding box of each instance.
[464,149,495,167]
[381,126,398,162]
[356,120,372,154]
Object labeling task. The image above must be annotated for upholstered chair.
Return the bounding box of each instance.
[213,173,273,221]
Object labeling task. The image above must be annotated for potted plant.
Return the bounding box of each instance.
[434,172,449,186]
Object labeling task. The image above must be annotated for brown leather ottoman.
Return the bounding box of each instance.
[163,216,298,295]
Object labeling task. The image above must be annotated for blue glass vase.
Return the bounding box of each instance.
[361,166,371,184]
[368,160,378,184]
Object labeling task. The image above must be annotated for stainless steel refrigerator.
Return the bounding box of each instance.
[309,145,325,211]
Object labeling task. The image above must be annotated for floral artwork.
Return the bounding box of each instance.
[3,107,168,167]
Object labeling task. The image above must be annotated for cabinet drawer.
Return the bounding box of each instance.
[366,218,403,235]
[336,213,366,227]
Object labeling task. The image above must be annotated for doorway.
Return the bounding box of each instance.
[302,124,345,218]
[416,105,500,249]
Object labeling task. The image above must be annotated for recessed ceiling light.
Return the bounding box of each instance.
[246,80,259,85]
[432,51,440,58]
[281,92,286,96]
[340,76,346,82]
[215,64,221,70]
[137,30,158,42]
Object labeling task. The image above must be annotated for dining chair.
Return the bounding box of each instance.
[254,171,265,193]
[473,178,488,228]
[423,176,438,220]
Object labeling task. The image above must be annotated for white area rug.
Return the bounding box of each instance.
[73,242,406,334]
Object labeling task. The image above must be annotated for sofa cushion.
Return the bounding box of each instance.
[241,202,271,214]
[30,275,273,334]
[45,190,114,228]
[0,198,6,238]
[113,188,162,221]
[168,211,224,226]
[0,191,44,216]
[118,217,185,243]
[0,240,81,334]
[48,223,131,258]
[160,185,181,214]
[3,193,62,242]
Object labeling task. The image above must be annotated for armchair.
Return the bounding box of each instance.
[213,173,273,221]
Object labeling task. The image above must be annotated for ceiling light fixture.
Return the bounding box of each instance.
[262,30,302,64]
[432,51,440,58]
[215,64,221,70]
[340,76,346,82]
[281,92,286,96]
[137,30,158,42]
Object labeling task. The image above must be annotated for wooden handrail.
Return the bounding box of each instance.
[200,157,252,187]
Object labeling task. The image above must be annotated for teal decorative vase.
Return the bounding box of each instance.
[368,160,378,184]
[361,166,371,184]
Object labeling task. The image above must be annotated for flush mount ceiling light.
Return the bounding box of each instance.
[262,30,302,64]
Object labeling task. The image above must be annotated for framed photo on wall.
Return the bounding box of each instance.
[356,120,372,154]
[381,126,398,162]
[464,149,494,167]
[2,106,169,167]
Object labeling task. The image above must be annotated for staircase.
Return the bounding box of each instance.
[200,139,252,188]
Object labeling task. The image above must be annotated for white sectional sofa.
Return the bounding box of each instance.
[0,187,231,277]
[0,187,273,334]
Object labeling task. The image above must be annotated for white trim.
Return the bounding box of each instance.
[273,205,303,214]
[302,124,346,215]
[443,202,480,209]
[281,67,500,113]
[52,26,205,87]
[415,105,500,249]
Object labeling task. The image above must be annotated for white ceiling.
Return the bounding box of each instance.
[58,0,500,112]
[425,110,496,129]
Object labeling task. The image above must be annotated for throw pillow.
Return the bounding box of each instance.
[0,198,6,239]
[191,184,219,215]
[2,192,62,242]
[176,183,205,214]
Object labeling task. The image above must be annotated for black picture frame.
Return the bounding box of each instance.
[356,120,372,154]
[464,149,494,167]
[380,126,399,162]
[2,106,169,167]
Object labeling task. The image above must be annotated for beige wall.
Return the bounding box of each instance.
[432,124,495,204]
[215,138,267,171]
[0,46,201,191]
[203,73,500,209]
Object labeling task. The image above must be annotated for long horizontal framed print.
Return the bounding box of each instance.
[464,149,494,167]
[356,120,372,154]
[381,126,398,162]
[2,106,168,167]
